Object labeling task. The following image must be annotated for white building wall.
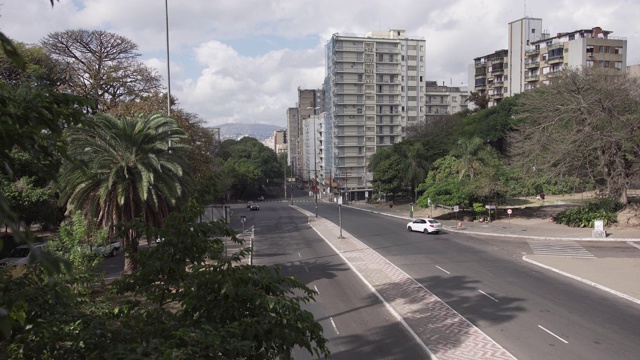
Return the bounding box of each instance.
[508,17,543,96]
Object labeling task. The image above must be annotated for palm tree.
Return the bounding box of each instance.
[57,113,194,273]
[401,142,429,203]
[451,137,490,180]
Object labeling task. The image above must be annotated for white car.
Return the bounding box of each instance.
[407,218,442,234]
[0,242,46,266]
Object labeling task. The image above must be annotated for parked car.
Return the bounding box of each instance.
[247,201,254,208]
[78,240,121,257]
[0,242,46,267]
[257,196,265,202]
[250,203,260,211]
[407,218,442,234]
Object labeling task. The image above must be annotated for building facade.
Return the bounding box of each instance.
[286,107,299,178]
[424,81,470,117]
[471,18,628,105]
[273,129,287,155]
[326,29,426,200]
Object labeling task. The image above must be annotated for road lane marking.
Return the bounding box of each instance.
[304,265,309,272]
[627,241,640,250]
[330,317,340,335]
[435,265,450,274]
[538,325,568,344]
[298,252,302,258]
[314,285,319,294]
[479,290,499,302]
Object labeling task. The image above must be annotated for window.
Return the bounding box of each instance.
[615,61,623,70]
[452,96,458,102]
[586,60,594,67]
[605,46,610,53]
[532,29,536,33]
[615,47,623,54]
[604,61,610,68]
[599,46,604,53]
[407,55,417,61]
[407,86,417,91]
[407,65,417,71]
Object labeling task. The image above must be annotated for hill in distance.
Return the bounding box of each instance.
[214,123,285,141]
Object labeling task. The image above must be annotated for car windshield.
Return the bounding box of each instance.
[8,247,30,258]
[427,219,439,224]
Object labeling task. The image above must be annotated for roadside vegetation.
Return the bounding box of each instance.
[0,6,328,358]
[369,70,640,223]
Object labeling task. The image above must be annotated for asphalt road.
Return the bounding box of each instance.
[241,201,429,359]
[292,200,640,360]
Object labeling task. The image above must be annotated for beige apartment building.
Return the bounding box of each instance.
[471,17,628,105]
[424,81,470,117]
[326,29,426,200]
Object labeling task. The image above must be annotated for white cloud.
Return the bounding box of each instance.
[1,0,639,127]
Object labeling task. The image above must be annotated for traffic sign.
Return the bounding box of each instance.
[454,205,460,212]
[507,209,512,215]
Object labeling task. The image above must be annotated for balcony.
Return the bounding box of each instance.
[525,74,539,82]
[334,98,364,105]
[333,87,364,95]
[375,109,400,115]
[490,68,504,75]
[525,48,540,56]
[333,55,364,62]
[334,65,365,73]
[375,46,399,53]
[547,55,564,64]
[376,66,400,74]
[525,59,540,68]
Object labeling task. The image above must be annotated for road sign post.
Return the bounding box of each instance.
[507,208,512,231]
[338,196,344,239]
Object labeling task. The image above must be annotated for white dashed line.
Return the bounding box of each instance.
[436,265,450,274]
[314,285,319,294]
[479,289,499,302]
[627,241,640,250]
[538,325,568,344]
[298,252,302,258]
[330,317,340,335]
[304,265,309,272]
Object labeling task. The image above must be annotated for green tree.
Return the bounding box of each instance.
[41,30,162,113]
[400,141,430,203]
[57,113,195,272]
[417,155,471,208]
[451,137,492,179]
[508,68,640,204]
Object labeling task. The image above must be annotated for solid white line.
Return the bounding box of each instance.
[538,325,568,344]
[479,289,499,302]
[330,317,340,335]
[523,256,640,306]
[627,241,640,250]
[314,285,319,294]
[436,265,450,274]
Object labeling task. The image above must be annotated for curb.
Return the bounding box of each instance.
[345,205,640,242]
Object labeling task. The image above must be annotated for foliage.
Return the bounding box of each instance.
[215,137,284,200]
[41,29,162,113]
[555,199,623,228]
[458,96,518,156]
[472,202,487,215]
[57,113,195,272]
[468,91,488,110]
[45,212,108,292]
[508,68,640,204]
[417,155,471,208]
[0,176,59,229]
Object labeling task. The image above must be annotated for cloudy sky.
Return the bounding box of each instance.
[1,0,638,128]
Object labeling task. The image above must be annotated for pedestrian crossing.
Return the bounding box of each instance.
[527,239,595,258]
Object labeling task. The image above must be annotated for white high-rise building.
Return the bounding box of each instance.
[325,29,425,201]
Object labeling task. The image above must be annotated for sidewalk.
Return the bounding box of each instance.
[340,201,640,306]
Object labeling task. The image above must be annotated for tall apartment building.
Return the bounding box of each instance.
[326,29,425,200]
[508,17,544,95]
[286,107,299,178]
[471,49,509,107]
[424,81,470,117]
[527,26,627,89]
[471,17,627,104]
[273,129,287,155]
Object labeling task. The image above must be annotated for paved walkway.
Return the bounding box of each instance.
[292,200,640,358]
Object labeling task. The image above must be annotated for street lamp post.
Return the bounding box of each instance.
[307,107,320,218]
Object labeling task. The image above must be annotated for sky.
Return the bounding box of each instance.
[1,0,639,128]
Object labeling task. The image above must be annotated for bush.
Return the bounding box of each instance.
[555,199,623,227]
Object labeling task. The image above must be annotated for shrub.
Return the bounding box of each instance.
[555,199,623,227]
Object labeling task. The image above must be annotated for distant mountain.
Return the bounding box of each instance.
[214,123,285,141]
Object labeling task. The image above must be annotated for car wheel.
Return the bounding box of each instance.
[407,226,412,232]
[423,229,429,234]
